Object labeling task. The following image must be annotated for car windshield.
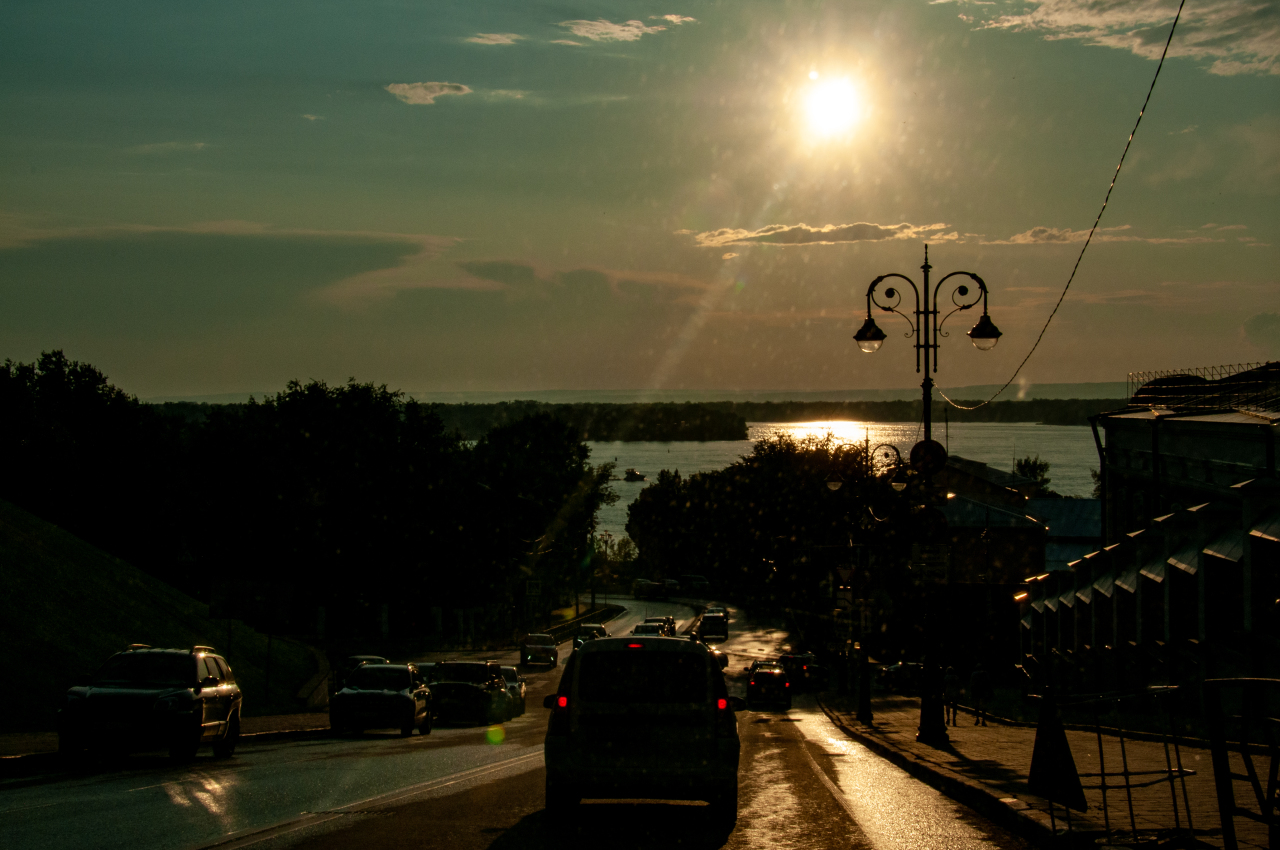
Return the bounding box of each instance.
[431,664,493,684]
[346,666,409,690]
[93,653,193,687]
[578,652,708,705]
[523,635,554,646]
[500,667,519,683]
[633,624,663,635]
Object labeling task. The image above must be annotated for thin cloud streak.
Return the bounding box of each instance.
[466,33,523,45]
[559,19,667,42]
[385,82,472,105]
[687,221,956,247]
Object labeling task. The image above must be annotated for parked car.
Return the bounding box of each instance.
[543,636,744,820]
[876,662,923,695]
[520,634,558,666]
[679,574,710,594]
[331,654,390,693]
[499,666,527,715]
[428,661,513,725]
[58,645,242,760]
[746,664,791,711]
[330,663,432,736]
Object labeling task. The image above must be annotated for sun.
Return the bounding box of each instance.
[805,76,861,138]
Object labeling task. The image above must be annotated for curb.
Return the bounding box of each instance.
[816,698,1101,849]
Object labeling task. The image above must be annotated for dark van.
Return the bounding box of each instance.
[543,636,744,820]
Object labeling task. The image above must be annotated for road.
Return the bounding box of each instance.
[1,602,1030,850]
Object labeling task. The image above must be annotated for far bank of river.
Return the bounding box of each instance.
[589,421,1100,540]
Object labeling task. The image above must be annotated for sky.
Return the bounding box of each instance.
[1,0,1276,399]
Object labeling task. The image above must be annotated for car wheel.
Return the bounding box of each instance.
[545,776,581,811]
[58,728,88,761]
[419,710,432,735]
[213,712,240,758]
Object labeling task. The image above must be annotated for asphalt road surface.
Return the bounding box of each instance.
[2,602,1031,850]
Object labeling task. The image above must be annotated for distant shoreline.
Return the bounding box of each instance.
[152,398,1130,441]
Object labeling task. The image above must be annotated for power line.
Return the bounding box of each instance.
[939,0,1187,411]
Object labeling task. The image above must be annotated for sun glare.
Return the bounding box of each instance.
[805,77,861,138]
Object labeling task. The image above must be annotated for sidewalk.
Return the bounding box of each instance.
[820,694,1269,850]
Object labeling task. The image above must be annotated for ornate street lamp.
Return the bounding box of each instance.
[852,245,1001,441]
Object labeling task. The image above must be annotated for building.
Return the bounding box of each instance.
[1020,362,1280,681]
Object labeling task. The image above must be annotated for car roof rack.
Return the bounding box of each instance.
[191,645,216,654]
[127,644,151,651]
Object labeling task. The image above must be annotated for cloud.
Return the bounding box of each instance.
[385,82,472,105]
[1170,125,1198,134]
[486,89,528,100]
[688,221,954,247]
[652,15,697,24]
[128,142,207,154]
[978,0,1280,76]
[551,39,584,46]
[721,252,738,259]
[986,224,1225,244]
[301,114,324,121]
[1217,224,1248,230]
[559,19,667,42]
[1243,312,1280,355]
[466,33,523,45]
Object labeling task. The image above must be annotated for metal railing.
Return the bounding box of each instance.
[1127,361,1279,414]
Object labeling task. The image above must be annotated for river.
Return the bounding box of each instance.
[588,421,1099,539]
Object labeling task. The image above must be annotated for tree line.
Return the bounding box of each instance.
[423,401,748,441]
[0,352,615,643]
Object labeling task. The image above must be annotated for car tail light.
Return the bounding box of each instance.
[557,695,568,709]
[627,643,643,648]
[785,682,790,687]
[749,680,755,686]
[716,698,728,710]
[803,665,808,671]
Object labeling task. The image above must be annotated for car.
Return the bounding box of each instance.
[876,662,923,695]
[778,653,829,692]
[745,658,777,673]
[428,661,513,725]
[663,578,680,595]
[520,634,558,666]
[332,654,391,693]
[633,579,667,600]
[631,623,666,637]
[58,644,242,760]
[573,623,610,649]
[699,611,729,642]
[330,663,432,736]
[499,665,527,715]
[746,664,791,710]
[543,636,745,820]
[643,617,675,636]
[679,574,710,594]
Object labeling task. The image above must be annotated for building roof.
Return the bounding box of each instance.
[940,494,1044,530]
[1124,361,1280,415]
[946,455,1035,491]
[1026,498,1102,541]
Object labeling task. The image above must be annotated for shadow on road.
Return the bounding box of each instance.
[485,802,734,850]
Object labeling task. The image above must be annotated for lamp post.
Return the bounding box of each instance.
[852,245,1001,441]
[852,245,1002,746]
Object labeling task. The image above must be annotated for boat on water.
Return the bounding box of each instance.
[623,468,646,482]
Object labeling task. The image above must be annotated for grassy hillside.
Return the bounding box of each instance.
[0,499,318,731]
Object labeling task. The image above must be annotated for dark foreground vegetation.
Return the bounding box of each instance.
[0,352,615,652]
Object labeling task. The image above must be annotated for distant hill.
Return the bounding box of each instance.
[0,500,318,731]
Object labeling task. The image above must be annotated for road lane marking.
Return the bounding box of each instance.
[798,725,861,824]
[189,748,543,850]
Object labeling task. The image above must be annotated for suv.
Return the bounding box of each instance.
[58,645,242,760]
[543,636,744,820]
[699,611,729,642]
[643,617,674,636]
[520,634,558,666]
